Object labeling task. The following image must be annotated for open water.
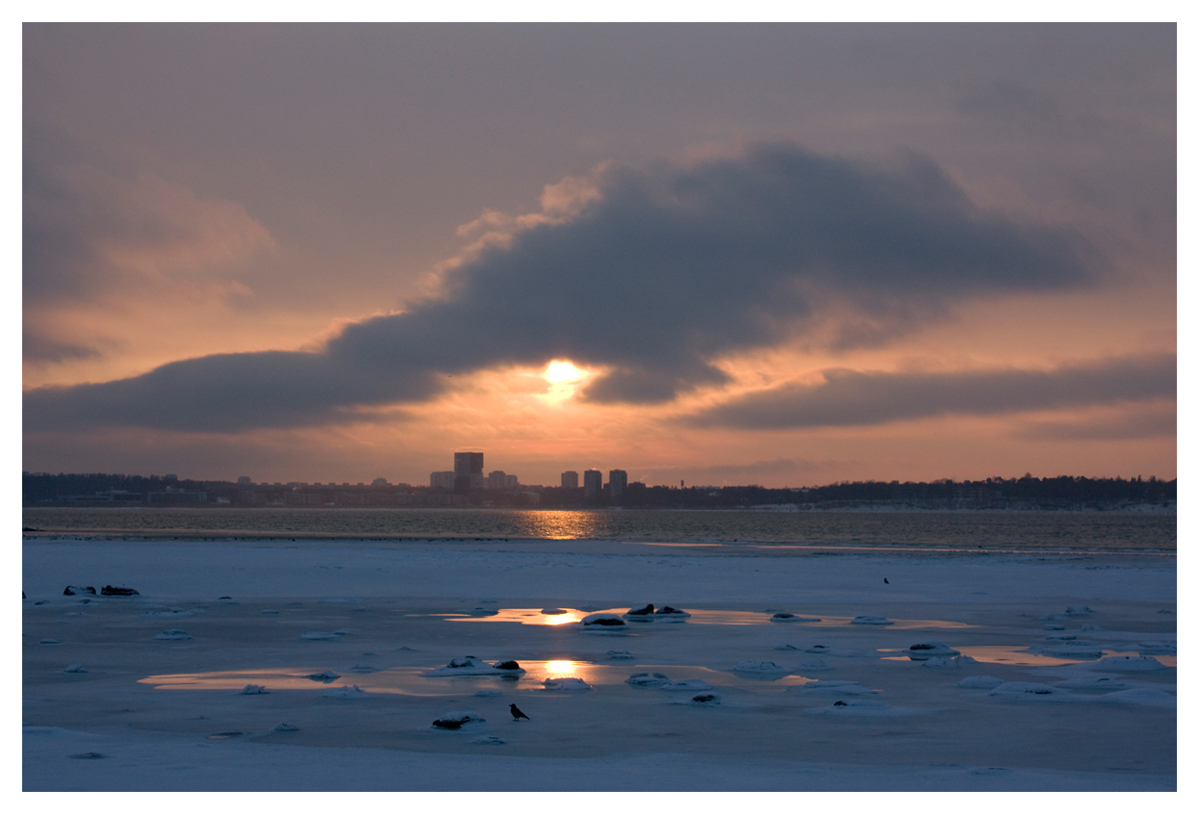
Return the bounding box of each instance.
[22,507,1175,554]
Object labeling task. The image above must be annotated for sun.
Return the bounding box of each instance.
[543,360,585,384]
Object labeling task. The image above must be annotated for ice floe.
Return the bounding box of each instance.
[770,612,820,623]
[540,608,567,615]
[298,631,339,640]
[424,657,526,677]
[322,685,369,699]
[851,616,893,625]
[239,684,269,694]
[473,735,506,745]
[274,723,299,732]
[655,606,691,619]
[579,613,627,632]
[606,650,635,659]
[957,675,1004,689]
[543,677,591,691]
[431,710,486,730]
[62,663,87,673]
[307,671,341,682]
[905,642,960,659]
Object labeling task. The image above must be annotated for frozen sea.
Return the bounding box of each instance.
[21,510,1178,793]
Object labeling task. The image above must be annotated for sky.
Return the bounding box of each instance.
[20,23,1177,488]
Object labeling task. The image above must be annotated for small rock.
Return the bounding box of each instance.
[240,684,269,694]
[100,585,139,597]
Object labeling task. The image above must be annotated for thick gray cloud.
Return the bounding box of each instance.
[24,143,1101,432]
[687,353,1176,430]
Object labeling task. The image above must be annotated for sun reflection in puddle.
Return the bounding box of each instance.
[437,608,973,629]
[141,661,817,695]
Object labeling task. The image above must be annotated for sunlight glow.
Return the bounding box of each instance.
[545,660,581,677]
[544,360,585,384]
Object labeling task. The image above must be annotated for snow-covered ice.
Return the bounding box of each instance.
[21,535,1175,791]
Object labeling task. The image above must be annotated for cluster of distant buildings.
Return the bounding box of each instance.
[429,452,520,492]
[559,468,627,499]
[429,452,628,499]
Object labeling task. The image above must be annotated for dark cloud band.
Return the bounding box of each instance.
[686,353,1176,430]
[24,143,1101,432]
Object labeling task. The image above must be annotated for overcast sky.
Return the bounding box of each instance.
[21,23,1176,486]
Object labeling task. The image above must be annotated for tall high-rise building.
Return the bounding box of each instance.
[488,470,507,490]
[561,471,579,489]
[454,452,484,476]
[608,469,628,500]
[454,452,484,492]
[583,469,602,498]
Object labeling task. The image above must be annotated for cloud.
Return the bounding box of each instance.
[1014,401,1176,441]
[24,142,1101,432]
[22,139,275,365]
[686,353,1176,430]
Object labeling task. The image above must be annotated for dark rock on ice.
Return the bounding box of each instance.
[691,693,721,705]
[101,585,139,596]
[307,670,341,682]
[624,604,655,619]
[607,650,635,659]
[432,711,486,730]
[274,723,300,732]
[240,684,269,694]
[493,660,521,670]
[905,642,960,660]
[63,586,96,596]
[655,606,691,618]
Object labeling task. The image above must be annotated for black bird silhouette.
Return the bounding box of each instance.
[510,703,529,721]
[883,578,889,584]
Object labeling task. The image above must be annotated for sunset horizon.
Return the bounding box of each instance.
[22,24,1176,488]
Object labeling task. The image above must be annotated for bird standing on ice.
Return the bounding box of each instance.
[510,703,530,721]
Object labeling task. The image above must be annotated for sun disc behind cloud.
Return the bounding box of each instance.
[544,360,586,384]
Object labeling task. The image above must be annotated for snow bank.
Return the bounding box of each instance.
[322,685,370,699]
[1088,655,1168,672]
[542,677,591,692]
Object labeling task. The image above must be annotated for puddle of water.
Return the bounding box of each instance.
[142,660,819,695]
[436,607,973,629]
